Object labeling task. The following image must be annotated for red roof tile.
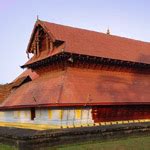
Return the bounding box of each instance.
[1,71,65,108]
[1,68,149,108]
[13,69,39,82]
[0,84,12,104]
[25,20,150,66]
[60,68,150,105]
[0,76,32,104]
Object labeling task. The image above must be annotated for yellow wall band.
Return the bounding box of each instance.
[75,109,82,119]
[48,109,52,119]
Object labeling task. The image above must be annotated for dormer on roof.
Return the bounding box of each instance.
[26,20,56,58]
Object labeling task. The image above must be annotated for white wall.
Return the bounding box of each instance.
[0,107,94,126]
[0,109,31,123]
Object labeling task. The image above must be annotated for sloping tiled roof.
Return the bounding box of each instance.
[0,76,32,105]
[1,71,65,108]
[13,69,39,82]
[0,84,12,104]
[25,20,150,66]
[1,68,149,109]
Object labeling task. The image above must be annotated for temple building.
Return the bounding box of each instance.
[0,19,149,127]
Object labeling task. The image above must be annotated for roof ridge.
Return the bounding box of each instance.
[41,20,150,45]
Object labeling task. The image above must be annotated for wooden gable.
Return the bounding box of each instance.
[26,20,65,60]
[26,21,55,57]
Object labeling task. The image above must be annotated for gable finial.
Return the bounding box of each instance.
[26,51,30,59]
[37,15,39,21]
[106,28,110,35]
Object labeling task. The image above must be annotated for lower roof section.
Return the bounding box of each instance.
[0,70,65,109]
[0,67,150,109]
[60,68,150,105]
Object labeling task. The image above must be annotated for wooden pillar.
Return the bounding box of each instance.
[36,39,39,56]
[50,40,53,51]
[46,34,49,51]
[33,41,37,55]
[26,51,30,59]
[36,29,40,56]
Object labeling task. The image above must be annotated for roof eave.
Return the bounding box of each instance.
[0,102,150,110]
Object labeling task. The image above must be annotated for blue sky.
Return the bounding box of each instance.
[0,0,150,83]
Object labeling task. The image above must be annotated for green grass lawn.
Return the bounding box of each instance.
[56,136,150,150]
[0,144,16,150]
[0,136,149,150]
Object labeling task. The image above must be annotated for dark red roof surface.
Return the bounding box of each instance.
[1,68,149,109]
[25,20,150,66]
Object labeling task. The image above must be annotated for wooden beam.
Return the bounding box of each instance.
[50,40,53,51]
[46,34,49,51]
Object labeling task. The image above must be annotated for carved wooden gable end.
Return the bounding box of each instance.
[26,21,54,57]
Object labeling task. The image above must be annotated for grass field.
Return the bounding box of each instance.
[0,144,16,150]
[56,136,150,150]
[0,136,149,150]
